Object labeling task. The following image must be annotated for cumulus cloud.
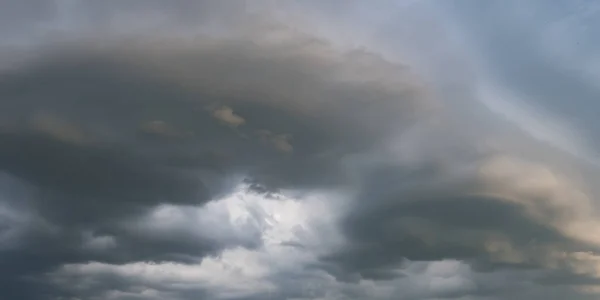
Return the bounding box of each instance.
[1,1,600,300]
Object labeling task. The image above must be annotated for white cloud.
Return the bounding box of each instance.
[50,185,348,299]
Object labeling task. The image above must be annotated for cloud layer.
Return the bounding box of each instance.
[1,1,600,300]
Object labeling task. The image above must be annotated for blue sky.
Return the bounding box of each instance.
[436,0,600,162]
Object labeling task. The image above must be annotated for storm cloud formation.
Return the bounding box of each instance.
[1,1,600,300]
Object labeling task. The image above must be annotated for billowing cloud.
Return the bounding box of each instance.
[1,1,600,300]
[0,6,430,300]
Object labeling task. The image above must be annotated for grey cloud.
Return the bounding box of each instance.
[0,17,428,299]
[138,120,194,141]
[319,145,600,298]
[2,1,600,300]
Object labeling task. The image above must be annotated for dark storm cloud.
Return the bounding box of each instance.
[0,26,427,205]
[0,14,430,299]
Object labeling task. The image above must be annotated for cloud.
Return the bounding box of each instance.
[1,1,600,300]
[0,10,431,299]
[138,120,194,140]
[318,144,600,296]
[211,106,246,128]
[255,130,294,154]
[44,186,343,300]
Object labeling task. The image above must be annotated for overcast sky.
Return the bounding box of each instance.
[1,1,600,300]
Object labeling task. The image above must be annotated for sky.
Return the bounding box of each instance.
[1,1,600,300]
